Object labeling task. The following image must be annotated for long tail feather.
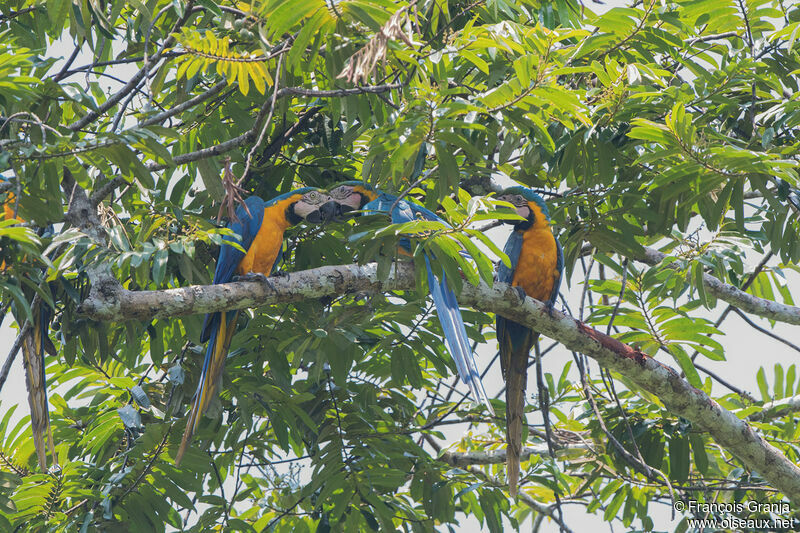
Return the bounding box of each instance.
[499,318,536,498]
[176,311,238,465]
[424,256,492,412]
[22,305,55,470]
[505,342,528,497]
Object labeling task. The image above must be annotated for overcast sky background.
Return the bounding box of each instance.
[1,1,798,531]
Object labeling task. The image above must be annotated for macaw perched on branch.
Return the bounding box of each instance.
[1,180,57,470]
[495,187,563,497]
[328,181,492,412]
[176,188,339,465]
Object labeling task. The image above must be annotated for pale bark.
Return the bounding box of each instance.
[637,247,800,325]
[76,262,800,503]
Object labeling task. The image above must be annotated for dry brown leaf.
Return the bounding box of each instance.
[338,4,415,85]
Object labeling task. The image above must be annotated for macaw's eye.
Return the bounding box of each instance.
[515,195,525,205]
[305,191,322,204]
[330,186,352,199]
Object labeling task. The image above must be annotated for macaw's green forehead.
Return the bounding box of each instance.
[266,187,320,205]
[499,186,550,220]
[333,180,375,193]
[329,181,379,201]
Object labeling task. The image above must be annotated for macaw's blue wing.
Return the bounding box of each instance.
[364,194,491,411]
[22,302,56,470]
[200,196,265,343]
[179,197,264,465]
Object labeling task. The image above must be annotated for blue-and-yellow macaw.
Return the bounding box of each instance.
[176,188,338,464]
[328,181,492,411]
[1,180,57,470]
[495,186,563,497]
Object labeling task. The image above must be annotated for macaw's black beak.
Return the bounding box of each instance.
[320,200,340,222]
[305,200,340,223]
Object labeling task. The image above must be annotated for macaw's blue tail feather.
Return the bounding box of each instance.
[176,310,238,465]
[22,304,56,470]
[424,256,492,413]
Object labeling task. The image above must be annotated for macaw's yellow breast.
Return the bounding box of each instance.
[512,227,559,302]
[236,199,297,275]
[1,193,23,271]
[353,185,378,202]
[2,192,21,222]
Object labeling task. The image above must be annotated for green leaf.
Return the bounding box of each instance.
[756,367,770,402]
[669,435,690,482]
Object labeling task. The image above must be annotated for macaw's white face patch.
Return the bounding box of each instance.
[498,194,531,221]
[329,185,364,212]
[293,190,333,219]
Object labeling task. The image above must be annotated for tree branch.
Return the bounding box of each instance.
[145,84,402,171]
[90,176,130,206]
[635,247,800,326]
[62,168,123,311]
[137,80,228,128]
[66,1,197,132]
[435,442,591,467]
[747,396,800,422]
[425,435,575,532]
[76,262,800,503]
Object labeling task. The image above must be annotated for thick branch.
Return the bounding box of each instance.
[77,262,800,502]
[636,247,800,325]
[90,176,130,206]
[62,169,123,310]
[146,130,253,170]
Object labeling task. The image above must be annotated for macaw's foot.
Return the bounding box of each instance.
[271,270,289,278]
[234,272,270,283]
[514,286,527,302]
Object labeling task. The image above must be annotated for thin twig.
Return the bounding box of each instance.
[730,307,800,354]
[579,254,595,321]
[534,340,566,532]
[388,167,436,216]
[67,1,197,131]
[240,49,286,184]
[690,252,772,362]
[577,351,676,516]
[606,258,628,335]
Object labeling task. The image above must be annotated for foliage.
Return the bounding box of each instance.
[0,0,799,531]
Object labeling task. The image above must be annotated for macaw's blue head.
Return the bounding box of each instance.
[328,181,380,216]
[496,186,551,230]
[275,187,339,225]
